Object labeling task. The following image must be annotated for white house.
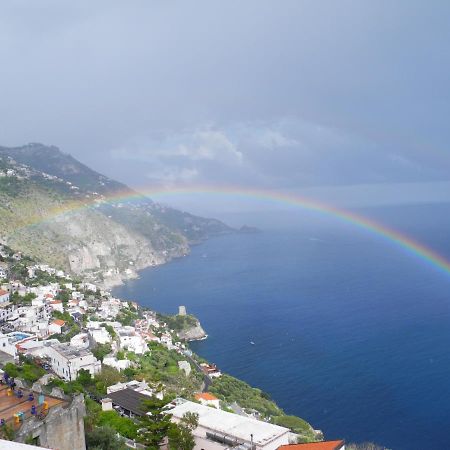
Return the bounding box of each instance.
[117,327,148,354]
[102,357,132,371]
[0,289,10,303]
[70,333,90,349]
[48,300,64,313]
[194,392,220,409]
[167,400,291,450]
[0,303,15,323]
[89,327,112,345]
[43,343,101,381]
[0,332,37,358]
[48,319,65,335]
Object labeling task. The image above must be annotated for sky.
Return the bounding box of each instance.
[1,1,450,216]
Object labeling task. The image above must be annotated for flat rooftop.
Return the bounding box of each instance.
[0,438,49,449]
[0,385,67,428]
[168,400,290,446]
[51,343,92,359]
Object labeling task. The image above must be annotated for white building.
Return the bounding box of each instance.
[168,400,291,450]
[48,319,65,335]
[102,357,132,371]
[70,333,90,349]
[194,392,220,409]
[89,327,112,345]
[44,343,101,381]
[0,332,37,357]
[117,327,148,354]
[0,290,10,303]
[0,303,15,323]
[48,300,64,313]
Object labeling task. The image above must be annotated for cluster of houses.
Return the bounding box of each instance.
[0,265,187,382]
[0,260,344,450]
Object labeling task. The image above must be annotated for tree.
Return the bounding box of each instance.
[137,397,172,450]
[92,343,112,362]
[167,413,198,450]
[85,425,127,450]
[94,366,123,388]
[77,369,92,387]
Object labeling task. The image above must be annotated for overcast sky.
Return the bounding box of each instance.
[1,1,450,215]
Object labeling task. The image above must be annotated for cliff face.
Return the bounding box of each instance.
[177,322,207,341]
[0,143,231,285]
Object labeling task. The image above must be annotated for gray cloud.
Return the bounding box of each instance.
[1,0,449,211]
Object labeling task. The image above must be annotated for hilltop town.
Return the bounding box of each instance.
[0,242,348,450]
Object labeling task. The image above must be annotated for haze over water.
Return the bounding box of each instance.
[114,203,450,450]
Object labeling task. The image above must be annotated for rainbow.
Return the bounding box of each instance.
[19,185,450,278]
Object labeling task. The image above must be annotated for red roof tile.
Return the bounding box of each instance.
[278,441,345,450]
[195,392,218,401]
[52,319,66,326]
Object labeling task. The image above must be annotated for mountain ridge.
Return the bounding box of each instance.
[0,143,232,287]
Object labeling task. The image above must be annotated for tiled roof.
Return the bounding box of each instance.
[278,441,345,450]
[195,392,218,401]
[0,290,9,296]
[51,319,65,326]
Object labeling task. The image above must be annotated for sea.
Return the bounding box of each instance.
[113,203,450,450]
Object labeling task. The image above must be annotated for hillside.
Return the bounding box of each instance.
[0,143,232,286]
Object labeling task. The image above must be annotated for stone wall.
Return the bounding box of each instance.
[15,393,86,450]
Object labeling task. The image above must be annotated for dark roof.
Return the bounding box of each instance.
[107,389,149,416]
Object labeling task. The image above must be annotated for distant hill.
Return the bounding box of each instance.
[0,143,232,286]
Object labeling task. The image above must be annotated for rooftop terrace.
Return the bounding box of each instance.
[0,384,67,429]
[51,343,92,359]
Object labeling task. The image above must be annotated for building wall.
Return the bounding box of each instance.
[16,394,86,450]
[45,346,101,381]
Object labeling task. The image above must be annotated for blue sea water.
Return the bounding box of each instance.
[114,204,450,450]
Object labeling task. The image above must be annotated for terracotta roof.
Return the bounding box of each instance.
[50,300,62,304]
[0,289,9,296]
[51,319,66,326]
[195,392,218,401]
[278,441,345,450]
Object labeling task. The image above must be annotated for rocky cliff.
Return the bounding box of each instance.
[0,143,232,286]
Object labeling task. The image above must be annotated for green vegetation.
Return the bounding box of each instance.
[4,361,45,384]
[48,366,123,398]
[167,412,199,450]
[85,425,127,450]
[163,314,198,332]
[116,307,139,326]
[92,343,112,362]
[209,374,318,442]
[133,343,202,394]
[97,411,139,439]
[137,397,172,450]
[209,374,283,418]
[347,444,387,450]
[273,415,318,443]
[100,323,116,338]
